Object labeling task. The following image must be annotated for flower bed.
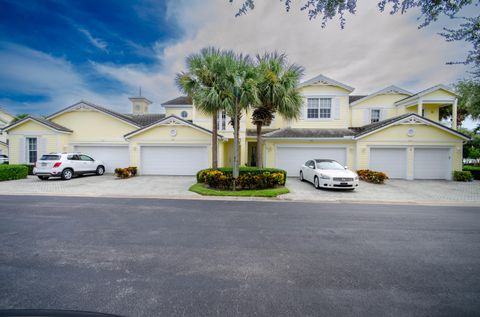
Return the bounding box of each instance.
[196,167,287,190]
[356,169,389,184]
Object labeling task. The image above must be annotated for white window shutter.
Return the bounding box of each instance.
[364,109,370,125]
[302,100,307,119]
[19,137,25,164]
[333,98,340,120]
[38,137,47,157]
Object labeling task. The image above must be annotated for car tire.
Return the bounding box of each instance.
[299,171,304,182]
[314,176,320,189]
[37,176,49,181]
[96,165,105,176]
[61,168,74,180]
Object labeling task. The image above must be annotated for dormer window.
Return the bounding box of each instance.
[307,98,331,119]
[371,109,381,123]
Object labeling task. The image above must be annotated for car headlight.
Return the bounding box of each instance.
[319,174,330,180]
[354,176,359,181]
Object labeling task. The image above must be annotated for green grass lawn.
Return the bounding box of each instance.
[189,183,290,197]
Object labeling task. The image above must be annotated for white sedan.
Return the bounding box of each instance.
[299,159,359,190]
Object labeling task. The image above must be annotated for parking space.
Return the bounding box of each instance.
[282,177,480,204]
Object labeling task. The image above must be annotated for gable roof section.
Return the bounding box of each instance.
[47,100,141,128]
[353,112,470,140]
[349,95,368,103]
[124,115,221,139]
[125,113,166,126]
[1,116,73,133]
[161,96,193,107]
[394,84,457,107]
[298,74,354,92]
[263,127,356,139]
[350,85,412,106]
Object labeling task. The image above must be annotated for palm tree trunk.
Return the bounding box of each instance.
[256,123,263,168]
[232,106,240,191]
[212,111,218,169]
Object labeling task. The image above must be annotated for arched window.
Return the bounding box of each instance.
[181,111,188,118]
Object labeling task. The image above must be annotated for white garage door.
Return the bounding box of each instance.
[74,145,129,173]
[369,148,407,179]
[141,145,209,175]
[276,146,347,176]
[414,148,451,180]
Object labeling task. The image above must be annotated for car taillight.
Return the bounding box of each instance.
[53,162,62,168]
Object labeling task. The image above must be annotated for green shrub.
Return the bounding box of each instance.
[197,167,287,190]
[20,164,34,175]
[356,169,389,184]
[463,165,480,180]
[0,164,28,181]
[453,170,473,182]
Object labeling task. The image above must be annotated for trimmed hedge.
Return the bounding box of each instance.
[20,164,34,175]
[463,165,480,180]
[453,170,474,182]
[197,167,287,190]
[356,169,389,184]
[0,164,28,181]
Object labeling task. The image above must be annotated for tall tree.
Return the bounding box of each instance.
[252,53,304,168]
[176,47,224,169]
[440,79,480,127]
[218,51,259,188]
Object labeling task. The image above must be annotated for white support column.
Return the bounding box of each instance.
[452,98,458,130]
[418,99,423,116]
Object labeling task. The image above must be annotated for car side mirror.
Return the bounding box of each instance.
[344,166,348,170]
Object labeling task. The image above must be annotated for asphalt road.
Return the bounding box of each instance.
[0,196,479,317]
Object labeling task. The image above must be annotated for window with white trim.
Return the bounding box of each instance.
[370,109,381,123]
[26,137,37,163]
[218,110,227,130]
[307,98,331,119]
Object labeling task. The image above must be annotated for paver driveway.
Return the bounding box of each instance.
[283,177,480,204]
[0,175,198,198]
[0,174,479,205]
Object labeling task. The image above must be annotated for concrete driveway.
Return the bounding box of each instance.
[0,174,479,205]
[282,177,480,205]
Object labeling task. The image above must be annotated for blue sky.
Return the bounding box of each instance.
[0,0,475,126]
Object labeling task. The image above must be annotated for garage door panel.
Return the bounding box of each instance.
[74,145,129,173]
[276,146,346,176]
[414,148,450,180]
[369,148,407,179]
[141,146,208,175]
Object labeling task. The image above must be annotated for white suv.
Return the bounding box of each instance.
[34,153,105,180]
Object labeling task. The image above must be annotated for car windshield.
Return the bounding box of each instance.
[40,154,61,161]
[315,160,345,170]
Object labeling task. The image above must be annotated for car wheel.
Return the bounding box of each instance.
[314,176,320,189]
[96,165,105,176]
[299,171,304,182]
[37,176,49,181]
[61,168,73,180]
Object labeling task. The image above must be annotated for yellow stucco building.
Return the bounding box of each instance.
[2,74,469,180]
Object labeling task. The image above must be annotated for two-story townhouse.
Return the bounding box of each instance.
[2,74,469,180]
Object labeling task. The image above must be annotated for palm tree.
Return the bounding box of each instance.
[218,51,259,188]
[176,47,224,169]
[252,53,304,167]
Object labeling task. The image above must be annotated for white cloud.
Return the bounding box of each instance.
[0,43,130,114]
[78,28,108,52]
[93,0,469,104]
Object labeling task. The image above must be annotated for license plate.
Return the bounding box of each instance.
[41,163,47,167]
[340,182,348,185]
